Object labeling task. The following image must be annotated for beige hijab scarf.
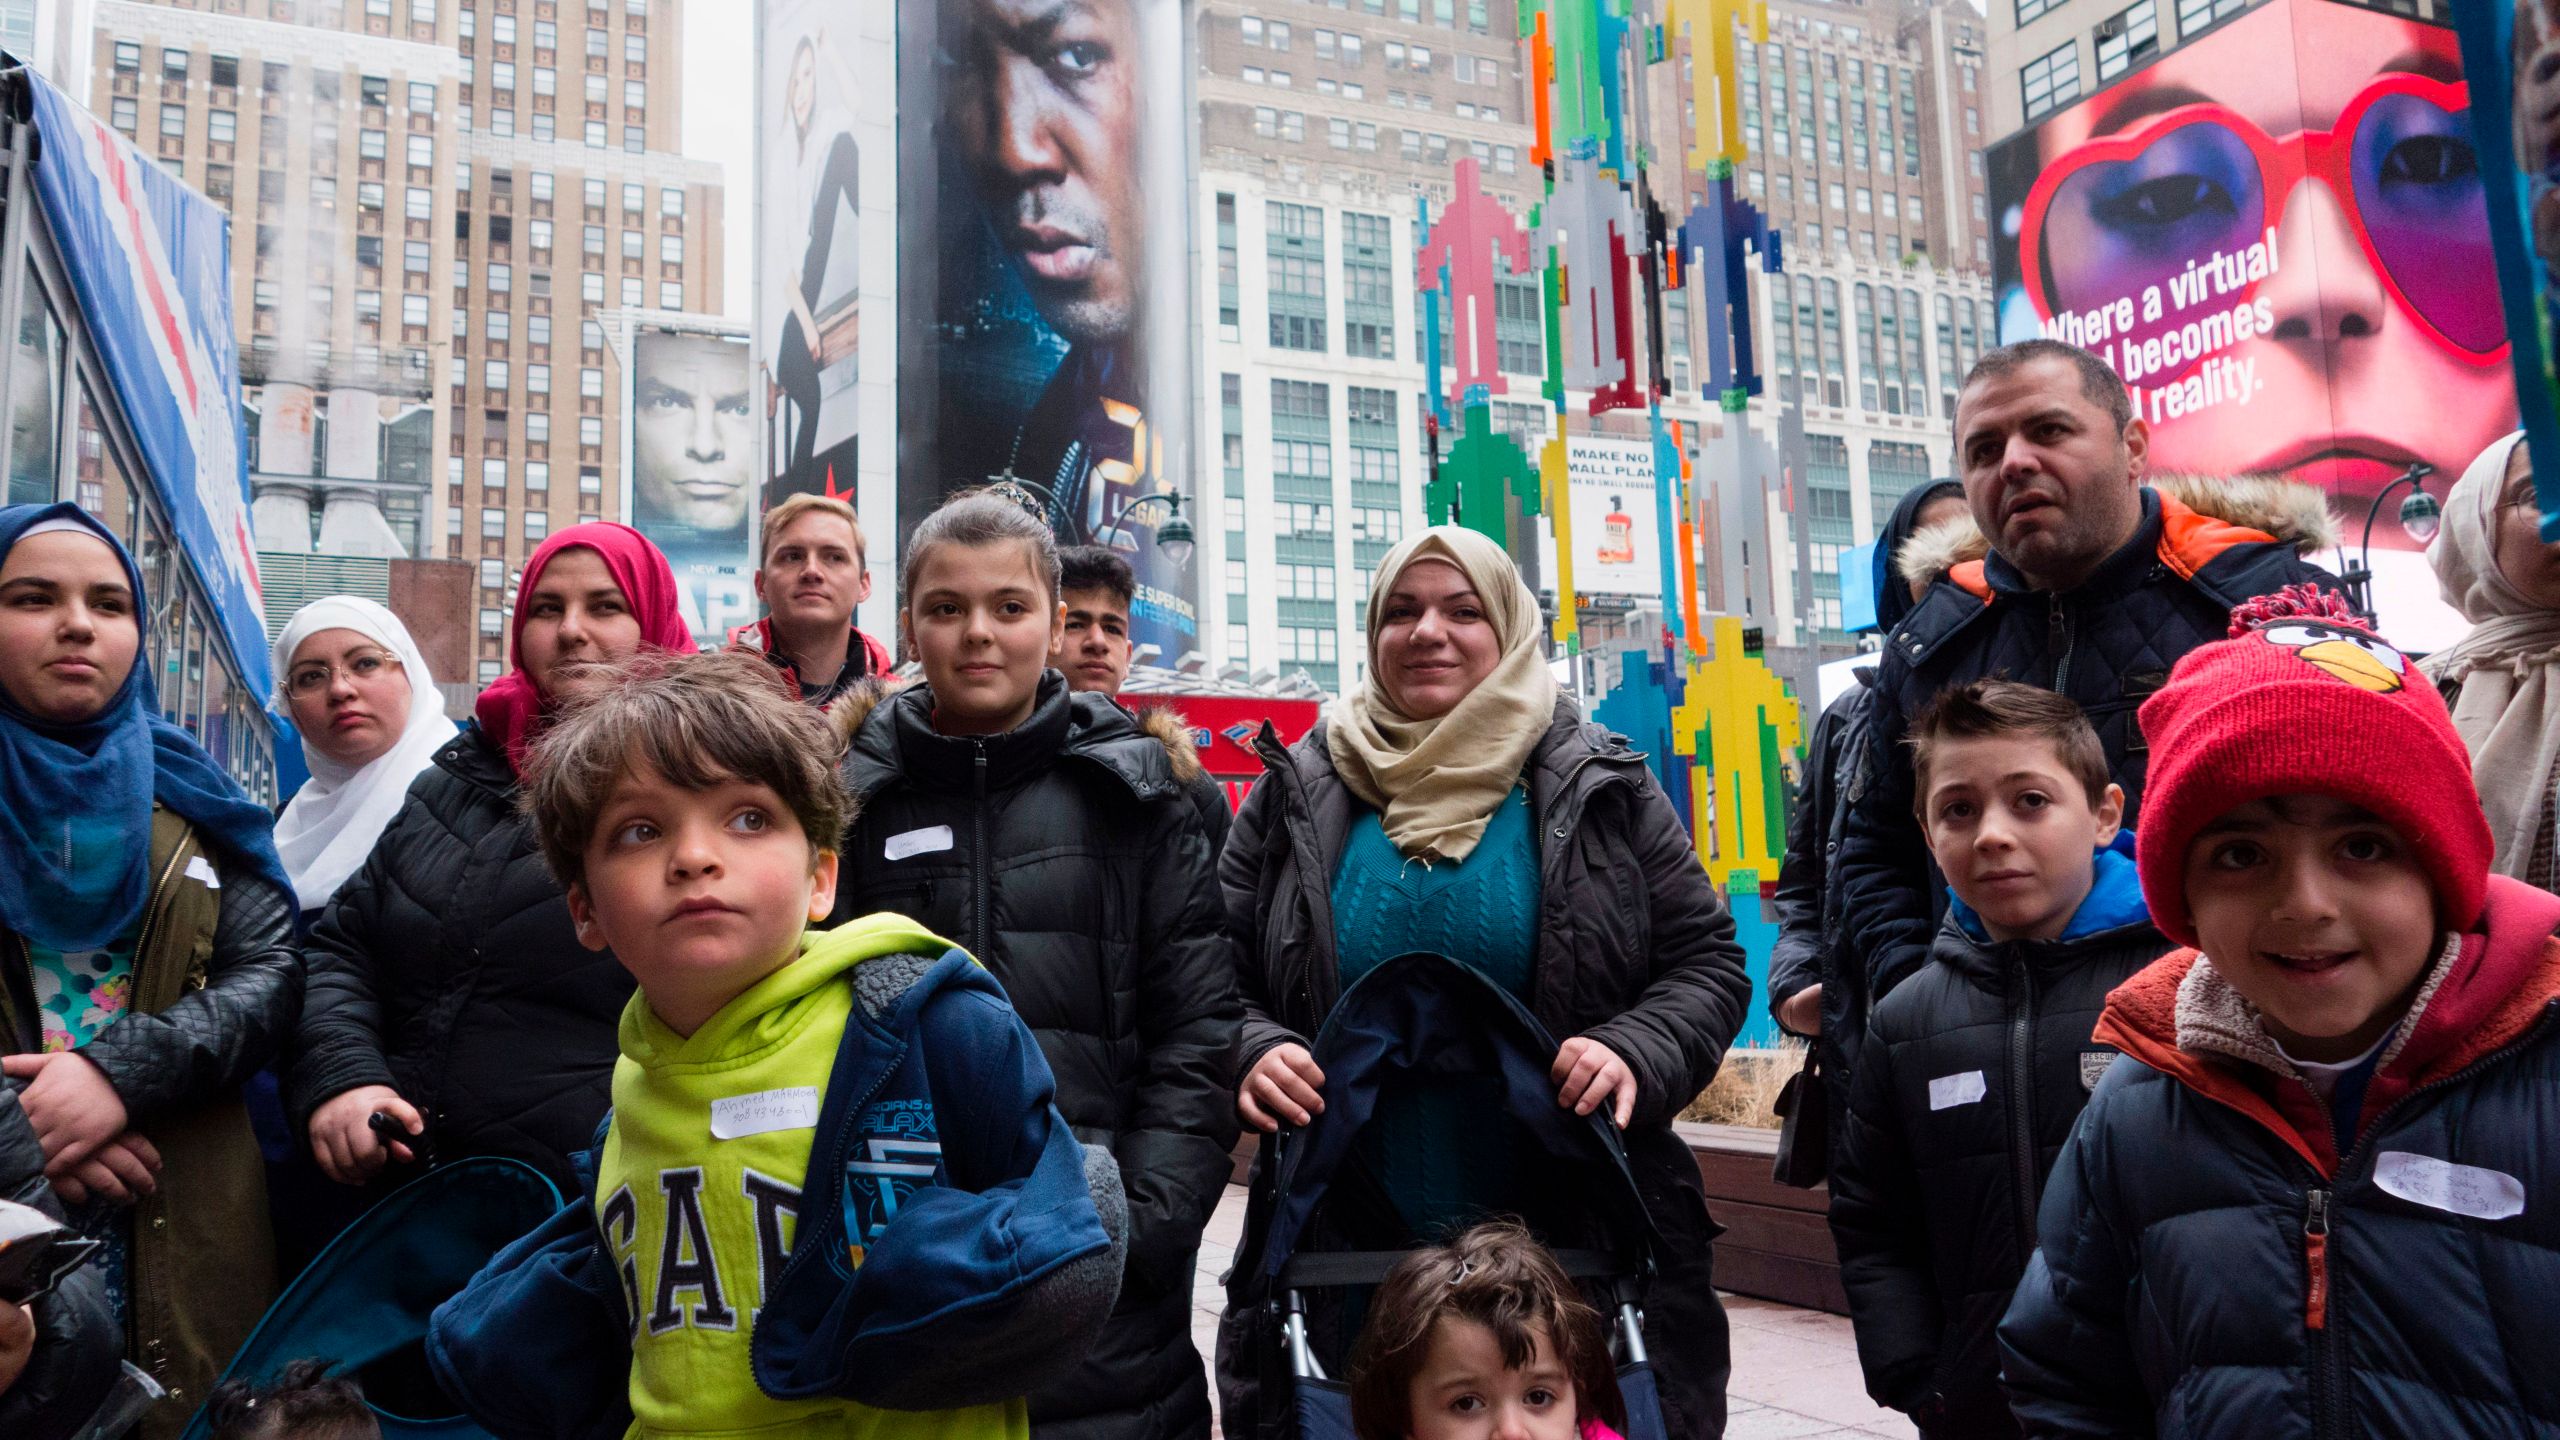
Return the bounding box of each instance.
[2424,430,2560,882]
[1328,527,1558,862]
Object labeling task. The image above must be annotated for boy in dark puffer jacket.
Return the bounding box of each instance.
[2001,587,2560,1437]
[1828,681,2167,1439]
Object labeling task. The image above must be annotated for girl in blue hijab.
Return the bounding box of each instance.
[0,503,301,1428]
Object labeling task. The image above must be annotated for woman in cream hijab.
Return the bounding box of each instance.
[270,597,456,914]
[1215,526,1751,1439]
[2425,431,2560,890]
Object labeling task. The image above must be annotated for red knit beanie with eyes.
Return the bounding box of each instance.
[2133,586,2492,948]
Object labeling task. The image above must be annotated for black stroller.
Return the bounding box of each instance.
[1221,951,1673,1440]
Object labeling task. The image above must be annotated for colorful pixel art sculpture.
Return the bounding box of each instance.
[1420,0,1802,928]
[1417,158,1534,424]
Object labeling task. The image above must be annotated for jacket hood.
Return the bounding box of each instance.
[839,671,1192,803]
[1907,476,2337,600]
[434,723,517,801]
[617,911,964,1070]
[1873,478,1965,632]
[1133,703,1209,786]
[2094,874,2560,1176]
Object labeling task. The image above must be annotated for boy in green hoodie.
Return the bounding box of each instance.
[431,648,1123,1440]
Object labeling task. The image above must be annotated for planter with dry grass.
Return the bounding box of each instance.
[1680,1042,1805,1130]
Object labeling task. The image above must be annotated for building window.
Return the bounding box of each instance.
[1267,202,1328,353]
[1341,211,1395,360]
[2020,42,2080,122]
[2094,0,2160,82]
[2175,0,2249,39]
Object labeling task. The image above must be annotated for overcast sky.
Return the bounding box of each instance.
[682,7,754,321]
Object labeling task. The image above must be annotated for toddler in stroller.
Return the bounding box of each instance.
[1219,952,1673,1440]
[1348,1220,1629,1440]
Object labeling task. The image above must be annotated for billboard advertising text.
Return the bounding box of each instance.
[1986,0,2515,639]
[899,0,1200,663]
[1566,436,1663,598]
[629,327,757,649]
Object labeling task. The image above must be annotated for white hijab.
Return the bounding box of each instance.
[2424,431,2560,879]
[271,597,457,910]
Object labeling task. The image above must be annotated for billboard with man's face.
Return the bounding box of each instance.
[1986,0,2517,640]
[629,328,757,648]
[899,0,1200,663]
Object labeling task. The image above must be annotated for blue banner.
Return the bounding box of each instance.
[25,73,268,697]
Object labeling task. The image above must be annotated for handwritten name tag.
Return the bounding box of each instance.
[1928,1070,1987,1111]
[710,1087,820,1141]
[2373,1151,2524,1222]
[885,825,954,862]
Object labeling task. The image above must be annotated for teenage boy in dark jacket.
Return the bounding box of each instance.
[2001,588,2560,1437]
[1829,680,2169,1438]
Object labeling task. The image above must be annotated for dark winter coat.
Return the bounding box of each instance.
[1999,875,2560,1439]
[1838,486,2333,1002]
[287,725,633,1193]
[0,1084,122,1440]
[1827,849,2166,1429]
[1767,678,1879,1170]
[830,674,1244,1440]
[1,808,300,1435]
[1216,700,1753,1440]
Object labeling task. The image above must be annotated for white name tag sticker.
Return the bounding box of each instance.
[884,825,954,862]
[183,855,221,889]
[1928,1070,1988,1111]
[2374,1151,2525,1222]
[709,1087,820,1141]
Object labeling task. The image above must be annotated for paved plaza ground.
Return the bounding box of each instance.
[1190,1185,1916,1440]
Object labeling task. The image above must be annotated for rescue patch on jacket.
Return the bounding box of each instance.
[2081,1050,2116,1093]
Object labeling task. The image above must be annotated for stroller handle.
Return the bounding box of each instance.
[1283,1289,1328,1383]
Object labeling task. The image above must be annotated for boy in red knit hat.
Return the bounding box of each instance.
[1997,586,2560,1438]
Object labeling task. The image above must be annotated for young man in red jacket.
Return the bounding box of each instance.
[727,494,895,708]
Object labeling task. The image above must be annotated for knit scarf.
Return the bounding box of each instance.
[1327,527,1557,863]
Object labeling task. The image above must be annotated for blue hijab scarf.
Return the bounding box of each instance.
[0,503,289,952]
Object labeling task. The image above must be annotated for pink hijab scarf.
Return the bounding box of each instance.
[474,522,697,775]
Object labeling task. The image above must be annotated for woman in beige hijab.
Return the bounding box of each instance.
[1214,526,1752,1439]
[2425,431,2560,889]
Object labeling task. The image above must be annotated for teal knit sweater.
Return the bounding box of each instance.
[1331,786,1540,1238]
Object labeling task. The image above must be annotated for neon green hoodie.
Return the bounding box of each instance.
[594,913,1028,1440]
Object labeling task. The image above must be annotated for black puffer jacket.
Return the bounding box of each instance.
[1828,882,2166,1427]
[287,726,633,1192]
[2001,877,2560,1438]
[1216,701,1752,1440]
[0,1082,120,1440]
[830,675,1243,1440]
[1838,487,2331,1001]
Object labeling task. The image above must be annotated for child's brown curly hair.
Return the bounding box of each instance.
[1346,1220,1625,1440]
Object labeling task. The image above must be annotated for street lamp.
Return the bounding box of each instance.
[985,470,1194,571]
[2338,461,2439,625]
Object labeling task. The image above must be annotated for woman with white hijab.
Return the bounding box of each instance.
[2426,431,2560,892]
[270,597,456,916]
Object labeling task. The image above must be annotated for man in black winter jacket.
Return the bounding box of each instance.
[1836,339,2331,1005]
[1827,681,2170,1439]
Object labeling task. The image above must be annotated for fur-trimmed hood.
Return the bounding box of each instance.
[1894,474,2339,591]
[830,674,1203,790]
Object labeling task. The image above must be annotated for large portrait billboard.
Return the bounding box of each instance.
[1987,0,2516,640]
[899,0,1201,663]
[628,327,757,648]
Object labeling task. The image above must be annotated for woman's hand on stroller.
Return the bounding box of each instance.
[1237,1044,1326,1133]
[1552,1037,1637,1129]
